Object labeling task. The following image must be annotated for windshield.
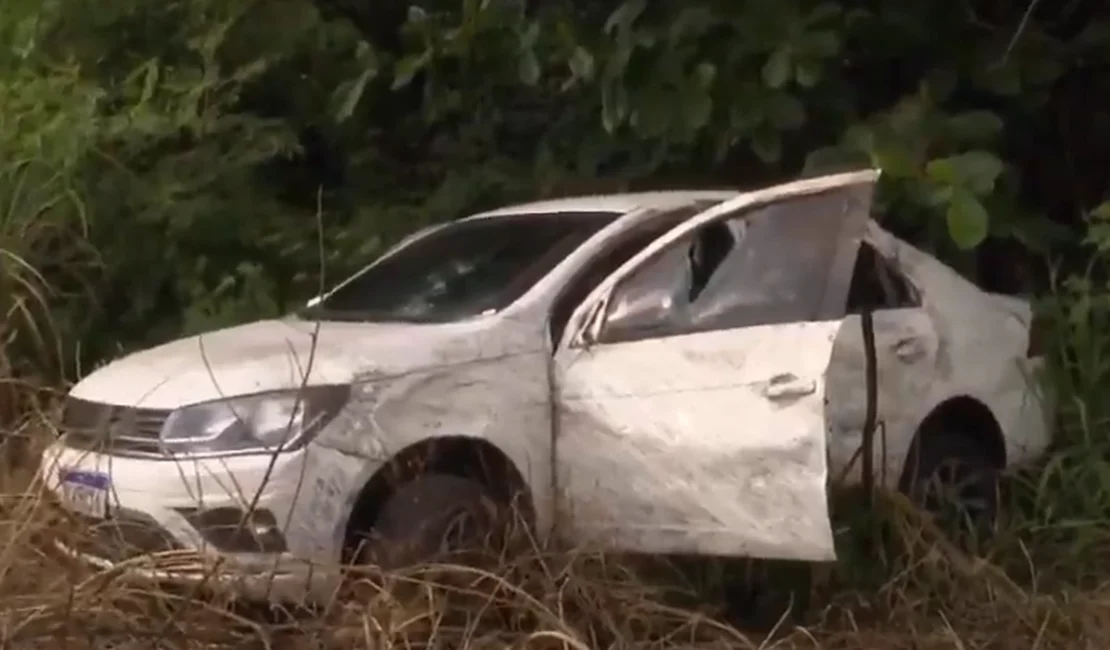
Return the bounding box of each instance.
[304,211,619,323]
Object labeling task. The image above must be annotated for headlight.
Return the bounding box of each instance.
[160,385,350,455]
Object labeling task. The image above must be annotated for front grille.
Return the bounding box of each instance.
[61,510,181,563]
[60,397,171,456]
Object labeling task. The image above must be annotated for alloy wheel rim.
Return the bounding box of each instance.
[920,459,996,536]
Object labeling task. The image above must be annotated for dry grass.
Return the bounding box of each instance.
[0,420,1105,650]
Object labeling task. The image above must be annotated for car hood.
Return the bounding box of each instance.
[69,318,508,410]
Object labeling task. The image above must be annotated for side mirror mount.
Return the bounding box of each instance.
[574,296,608,349]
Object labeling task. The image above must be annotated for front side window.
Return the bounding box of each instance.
[600,191,864,343]
[306,212,617,323]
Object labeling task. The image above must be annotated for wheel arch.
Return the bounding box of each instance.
[897,395,1007,491]
[340,435,535,563]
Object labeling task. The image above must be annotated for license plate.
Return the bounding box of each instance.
[59,469,110,519]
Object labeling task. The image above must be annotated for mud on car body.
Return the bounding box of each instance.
[39,170,1051,602]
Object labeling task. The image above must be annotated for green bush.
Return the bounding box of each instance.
[3,0,1099,372]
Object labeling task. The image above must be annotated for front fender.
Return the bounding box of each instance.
[312,349,556,553]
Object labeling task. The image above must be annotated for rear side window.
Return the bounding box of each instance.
[846,242,920,312]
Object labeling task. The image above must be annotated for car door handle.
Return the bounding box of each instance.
[892,337,925,362]
[762,373,816,400]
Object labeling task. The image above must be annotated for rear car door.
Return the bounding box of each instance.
[827,233,941,488]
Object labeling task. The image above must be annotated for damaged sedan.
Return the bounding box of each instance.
[39,169,1051,601]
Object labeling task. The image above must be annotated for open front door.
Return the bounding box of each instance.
[552,171,878,562]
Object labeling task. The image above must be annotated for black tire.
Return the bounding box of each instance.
[904,430,1000,545]
[349,473,506,572]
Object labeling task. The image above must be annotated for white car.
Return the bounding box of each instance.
[40,170,1050,602]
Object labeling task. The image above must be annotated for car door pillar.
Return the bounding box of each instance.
[860,308,878,501]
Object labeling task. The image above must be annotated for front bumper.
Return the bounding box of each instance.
[40,442,344,603]
[52,536,334,603]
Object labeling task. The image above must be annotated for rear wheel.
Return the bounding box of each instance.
[904,430,1001,547]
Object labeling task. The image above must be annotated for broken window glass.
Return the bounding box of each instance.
[601,191,865,342]
[548,207,699,347]
[845,242,920,312]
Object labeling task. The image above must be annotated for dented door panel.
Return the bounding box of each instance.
[825,309,940,488]
[557,322,843,561]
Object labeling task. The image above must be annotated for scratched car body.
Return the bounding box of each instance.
[39,170,1051,601]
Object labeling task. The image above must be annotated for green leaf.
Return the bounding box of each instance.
[519,21,540,49]
[407,6,429,24]
[1091,201,1110,222]
[332,43,380,123]
[926,150,1004,194]
[922,183,954,207]
[601,81,628,133]
[925,158,958,186]
[946,190,990,250]
[803,146,870,175]
[694,62,717,89]
[751,129,782,163]
[1011,216,1075,254]
[794,59,821,87]
[568,46,595,81]
[135,60,159,105]
[668,7,718,43]
[519,49,540,85]
[842,124,875,153]
[944,111,1004,144]
[762,49,792,89]
[391,51,431,90]
[604,0,647,34]
[978,63,1022,96]
[604,40,634,80]
[870,143,918,178]
[886,95,927,136]
[333,66,377,123]
[684,89,713,131]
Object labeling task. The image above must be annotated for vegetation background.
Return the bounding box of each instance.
[2,0,1110,647]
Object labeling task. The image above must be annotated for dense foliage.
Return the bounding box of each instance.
[5,5,1110,642]
[2,0,1109,387]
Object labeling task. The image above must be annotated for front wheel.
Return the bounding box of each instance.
[348,473,508,573]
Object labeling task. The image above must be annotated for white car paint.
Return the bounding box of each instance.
[38,170,1052,602]
[823,223,1050,489]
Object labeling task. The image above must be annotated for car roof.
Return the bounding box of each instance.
[468,190,741,220]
